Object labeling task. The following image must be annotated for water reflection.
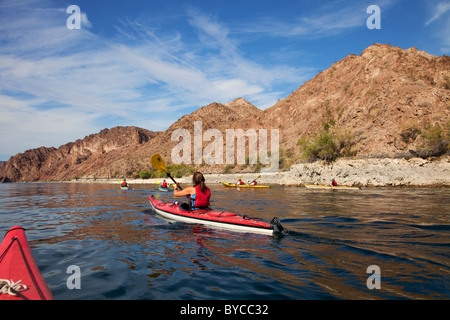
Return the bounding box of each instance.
[0,183,448,299]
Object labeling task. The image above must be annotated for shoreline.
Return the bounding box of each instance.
[65,157,449,188]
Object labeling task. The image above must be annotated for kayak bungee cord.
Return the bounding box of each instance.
[0,236,28,297]
[0,279,27,296]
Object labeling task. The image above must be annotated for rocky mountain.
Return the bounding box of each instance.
[0,127,157,182]
[1,44,449,182]
[258,43,449,158]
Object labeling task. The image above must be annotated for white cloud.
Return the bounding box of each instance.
[0,94,99,155]
[424,1,450,54]
[0,1,312,159]
[236,0,397,39]
[425,2,450,25]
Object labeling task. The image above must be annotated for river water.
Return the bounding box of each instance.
[0,182,448,301]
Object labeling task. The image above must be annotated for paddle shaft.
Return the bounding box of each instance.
[150,154,182,190]
[166,173,181,190]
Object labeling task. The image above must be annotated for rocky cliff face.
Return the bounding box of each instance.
[1,44,449,182]
[259,43,449,158]
[0,127,157,182]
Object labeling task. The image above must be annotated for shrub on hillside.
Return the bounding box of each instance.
[298,129,357,162]
[415,122,449,158]
[298,108,358,162]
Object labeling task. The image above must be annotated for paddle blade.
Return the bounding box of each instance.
[151,154,167,173]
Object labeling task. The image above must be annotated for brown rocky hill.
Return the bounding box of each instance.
[86,97,263,178]
[259,43,449,158]
[1,43,449,182]
[0,127,157,182]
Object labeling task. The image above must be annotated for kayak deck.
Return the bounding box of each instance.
[305,184,361,190]
[222,182,270,188]
[149,196,285,236]
[0,226,54,300]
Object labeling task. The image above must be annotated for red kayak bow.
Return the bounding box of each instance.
[0,226,54,300]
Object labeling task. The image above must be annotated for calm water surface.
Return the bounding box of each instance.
[0,182,448,300]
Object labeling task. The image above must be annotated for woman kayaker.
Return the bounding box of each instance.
[174,172,211,210]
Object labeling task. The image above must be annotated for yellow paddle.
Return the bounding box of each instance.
[248,175,261,185]
[151,154,182,190]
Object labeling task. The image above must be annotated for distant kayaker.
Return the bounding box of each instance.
[161,180,168,189]
[331,179,337,186]
[249,179,257,186]
[236,178,244,185]
[174,172,211,210]
[121,179,128,188]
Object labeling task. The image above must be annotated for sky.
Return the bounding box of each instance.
[0,0,449,160]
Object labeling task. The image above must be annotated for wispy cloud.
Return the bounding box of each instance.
[235,2,362,38]
[0,1,313,159]
[185,8,311,100]
[236,0,396,39]
[425,2,450,25]
[424,1,450,54]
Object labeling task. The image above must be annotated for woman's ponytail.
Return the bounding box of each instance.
[192,172,207,193]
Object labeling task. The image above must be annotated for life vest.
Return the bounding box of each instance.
[332,180,337,186]
[162,182,168,188]
[121,182,127,187]
[189,185,210,208]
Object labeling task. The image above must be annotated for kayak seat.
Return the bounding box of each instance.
[179,203,190,211]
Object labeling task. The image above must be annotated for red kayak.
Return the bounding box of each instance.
[0,226,54,300]
[149,196,286,236]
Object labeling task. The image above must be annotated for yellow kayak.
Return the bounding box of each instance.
[305,184,361,190]
[222,182,270,188]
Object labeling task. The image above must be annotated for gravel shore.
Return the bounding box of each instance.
[72,157,449,187]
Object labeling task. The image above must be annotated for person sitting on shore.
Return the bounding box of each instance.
[174,172,211,210]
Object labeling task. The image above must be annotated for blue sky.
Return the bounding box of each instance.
[0,0,449,160]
